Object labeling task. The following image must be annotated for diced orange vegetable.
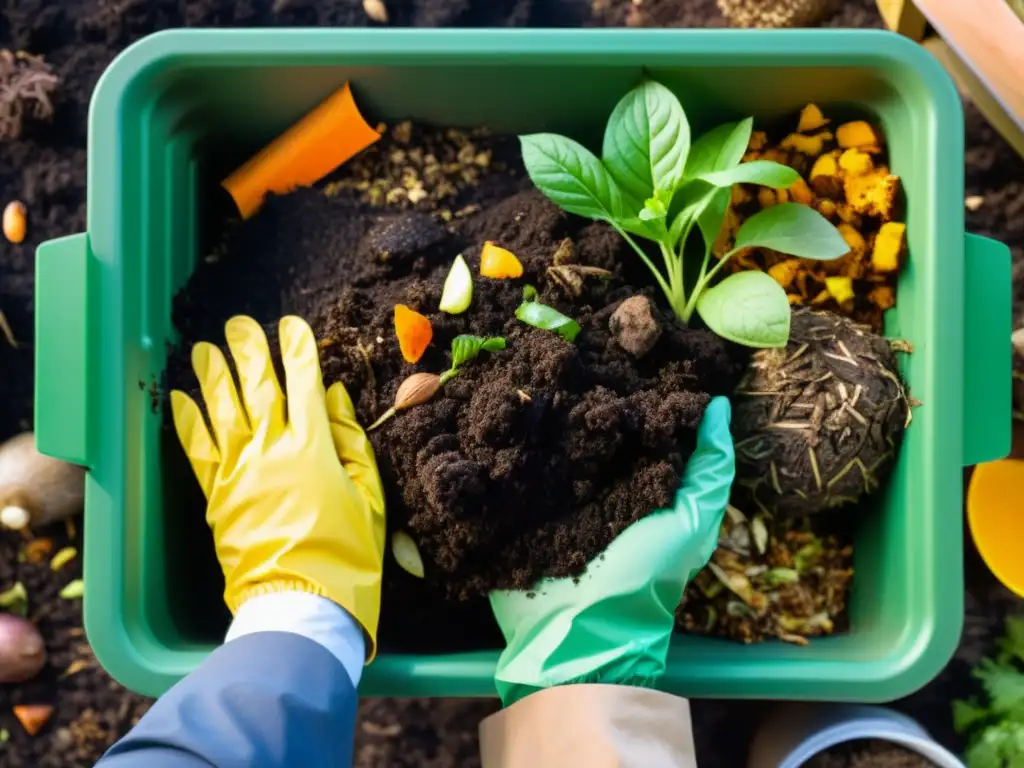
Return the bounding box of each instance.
[222,82,382,219]
[480,241,523,279]
[787,293,804,305]
[757,187,777,208]
[825,276,855,307]
[837,223,865,259]
[394,304,433,363]
[768,259,801,290]
[817,199,837,219]
[776,188,790,204]
[797,104,830,133]
[836,120,882,150]
[871,222,907,273]
[845,171,901,220]
[869,285,896,310]
[811,289,831,305]
[809,154,843,200]
[730,185,752,206]
[838,148,873,176]
[788,178,815,205]
[761,148,788,164]
[748,131,768,152]
[780,131,832,157]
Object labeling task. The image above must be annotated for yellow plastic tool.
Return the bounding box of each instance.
[967,424,1024,597]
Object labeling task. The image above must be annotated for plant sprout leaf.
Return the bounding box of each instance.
[734,202,849,260]
[0,582,28,617]
[450,335,506,369]
[516,300,581,343]
[684,118,753,179]
[439,254,473,314]
[520,133,633,223]
[602,80,690,204]
[697,270,791,348]
[698,160,800,190]
[392,530,424,578]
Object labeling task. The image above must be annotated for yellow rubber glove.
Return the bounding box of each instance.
[170,315,386,660]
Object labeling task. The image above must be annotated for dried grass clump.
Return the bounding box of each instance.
[717,0,839,28]
[0,50,59,141]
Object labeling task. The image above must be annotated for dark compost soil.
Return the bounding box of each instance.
[804,739,937,768]
[0,0,1020,765]
[166,124,745,603]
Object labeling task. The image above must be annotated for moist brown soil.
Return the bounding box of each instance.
[166,126,746,601]
[804,739,937,768]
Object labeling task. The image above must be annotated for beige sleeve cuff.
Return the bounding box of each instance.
[479,684,697,768]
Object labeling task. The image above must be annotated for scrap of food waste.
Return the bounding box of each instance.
[0,49,58,141]
[677,505,853,645]
[714,103,907,332]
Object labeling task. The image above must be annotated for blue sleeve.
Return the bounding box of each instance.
[95,631,358,768]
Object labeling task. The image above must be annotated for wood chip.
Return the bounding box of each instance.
[0,309,18,348]
[61,658,90,678]
[964,194,984,211]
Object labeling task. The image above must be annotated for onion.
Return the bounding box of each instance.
[0,432,84,530]
[0,613,46,683]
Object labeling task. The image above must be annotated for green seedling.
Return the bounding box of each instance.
[519,79,849,348]
[440,334,507,384]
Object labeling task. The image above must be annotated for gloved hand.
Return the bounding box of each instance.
[489,396,734,705]
[170,315,386,659]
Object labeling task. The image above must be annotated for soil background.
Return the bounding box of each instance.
[0,0,1020,765]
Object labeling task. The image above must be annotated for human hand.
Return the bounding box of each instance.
[170,315,386,659]
[489,396,734,705]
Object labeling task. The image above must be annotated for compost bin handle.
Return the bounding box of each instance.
[34,233,91,468]
[962,232,1012,466]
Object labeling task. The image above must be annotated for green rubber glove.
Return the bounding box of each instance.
[489,396,734,706]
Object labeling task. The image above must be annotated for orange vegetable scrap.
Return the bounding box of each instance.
[394,304,433,363]
[14,704,53,736]
[479,241,524,279]
[222,82,382,219]
[709,104,907,331]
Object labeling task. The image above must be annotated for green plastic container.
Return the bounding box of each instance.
[35,28,1011,701]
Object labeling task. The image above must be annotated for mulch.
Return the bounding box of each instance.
[0,0,1020,765]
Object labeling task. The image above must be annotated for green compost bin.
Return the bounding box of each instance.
[34,28,1011,701]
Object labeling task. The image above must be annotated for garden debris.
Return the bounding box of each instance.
[50,546,77,571]
[22,537,53,564]
[0,582,28,617]
[393,304,433,363]
[0,309,18,348]
[3,200,26,243]
[546,264,612,298]
[439,254,473,314]
[0,613,46,683]
[368,373,441,431]
[323,121,498,211]
[717,0,839,28]
[13,704,53,736]
[677,509,853,644]
[609,295,662,358]
[363,0,389,23]
[730,309,911,519]
[0,431,86,529]
[61,658,90,679]
[0,50,58,140]
[480,241,524,279]
[720,104,906,331]
[59,579,84,600]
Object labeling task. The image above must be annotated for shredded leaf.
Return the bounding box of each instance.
[59,579,84,600]
[50,546,77,572]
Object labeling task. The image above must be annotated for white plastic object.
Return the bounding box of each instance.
[747,703,965,768]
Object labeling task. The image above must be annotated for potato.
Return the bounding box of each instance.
[0,613,46,683]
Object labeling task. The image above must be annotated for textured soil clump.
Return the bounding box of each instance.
[167,126,745,601]
[805,739,937,767]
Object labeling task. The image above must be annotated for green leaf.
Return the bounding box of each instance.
[734,202,850,260]
[523,284,538,302]
[602,80,690,204]
[516,300,581,343]
[639,195,669,222]
[450,335,507,369]
[998,616,1024,664]
[520,133,630,223]
[975,658,1024,719]
[60,579,85,600]
[699,160,800,190]
[0,582,27,617]
[954,698,993,735]
[685,118,753,179]
[697,270,791,348]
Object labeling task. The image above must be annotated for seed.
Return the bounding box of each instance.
[367,373,441,431]
[3,201,26,244]
[363,0,388,23]
[50,547,77,572]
